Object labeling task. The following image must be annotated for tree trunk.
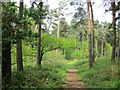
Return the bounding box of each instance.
[111,1,116,62]
[101,39,104,57]
[16,39,23,71]
[81,32,83,51]
[103,42,105,56]
[0,9,1,88]
[118,31,120,58]
[16,0,24,71]
[90,2,95,63]
[36,2,43,66]
[57,8,60,38]
[96,40,98,57]
[36,23,42,65]
[2,17,11,85]
[87,1,94,68]
[2,41,11,85]
[118,10,120,59]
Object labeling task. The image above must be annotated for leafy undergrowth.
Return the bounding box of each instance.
[66,59,88,69]
[67,57,119,88]
[8,50,67,88]
[9,62,66,88]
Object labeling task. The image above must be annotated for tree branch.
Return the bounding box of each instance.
[109,16,120,29]
[42,47,58,54]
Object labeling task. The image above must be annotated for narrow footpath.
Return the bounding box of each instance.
[64,69,85,88]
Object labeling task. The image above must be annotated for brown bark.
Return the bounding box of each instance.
[87,0,95,68]
[118,10,120,59]
[111,2,116,62]
[0,9,1,88]
[36,23,42,65]
[90,2,95,62]
[87,1,93,68]
[118,22,120,58]
[16,0,24,71]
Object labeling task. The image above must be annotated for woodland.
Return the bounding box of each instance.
[1,0,120,89]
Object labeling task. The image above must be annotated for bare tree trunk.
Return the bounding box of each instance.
[2,40,11,85]
[101,39,104,57]
[111,1,116,62]
[87,1,93,68]
[16,39,23,71]
[36,2,43,66]
[81,31,83,50]
[90,2,95,62]
[0,8,2,89]
[81,32,83,58]
[16,0,24,71]
[118,10,120,59]
[36,23,42,65]
[57,8,60,38]
[2,1,12,86]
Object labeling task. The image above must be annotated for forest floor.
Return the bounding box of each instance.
[64,69,85,88]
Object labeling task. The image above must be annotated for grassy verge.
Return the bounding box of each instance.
[66,57,119,88]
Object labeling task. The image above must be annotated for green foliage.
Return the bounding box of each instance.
[41,34,59,51]
[25,2,47,24]
[11,45,16,66]
[64,49,73,60]
[4,1,117,89]
[10,48,67,88]
[43,50,65,61]
[41,34,76,60]
[2,2,35,45]
[71,50,82,59]
[59,37,75,50]
[80,41,89,58]
[58,37,75,60]
[104,43,112,56]
[71,41,89,60]
[59,18,70,37]
[11,42,36,71]
[2,2,18,43]
[10,63,66,88]
[22,43,35,57]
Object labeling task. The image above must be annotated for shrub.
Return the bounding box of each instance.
[71,50,82,59]
[10,49,67,88]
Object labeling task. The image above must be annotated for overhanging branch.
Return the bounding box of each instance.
[42,47,58,54]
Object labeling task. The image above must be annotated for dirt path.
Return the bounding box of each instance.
[64,69,85,88]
